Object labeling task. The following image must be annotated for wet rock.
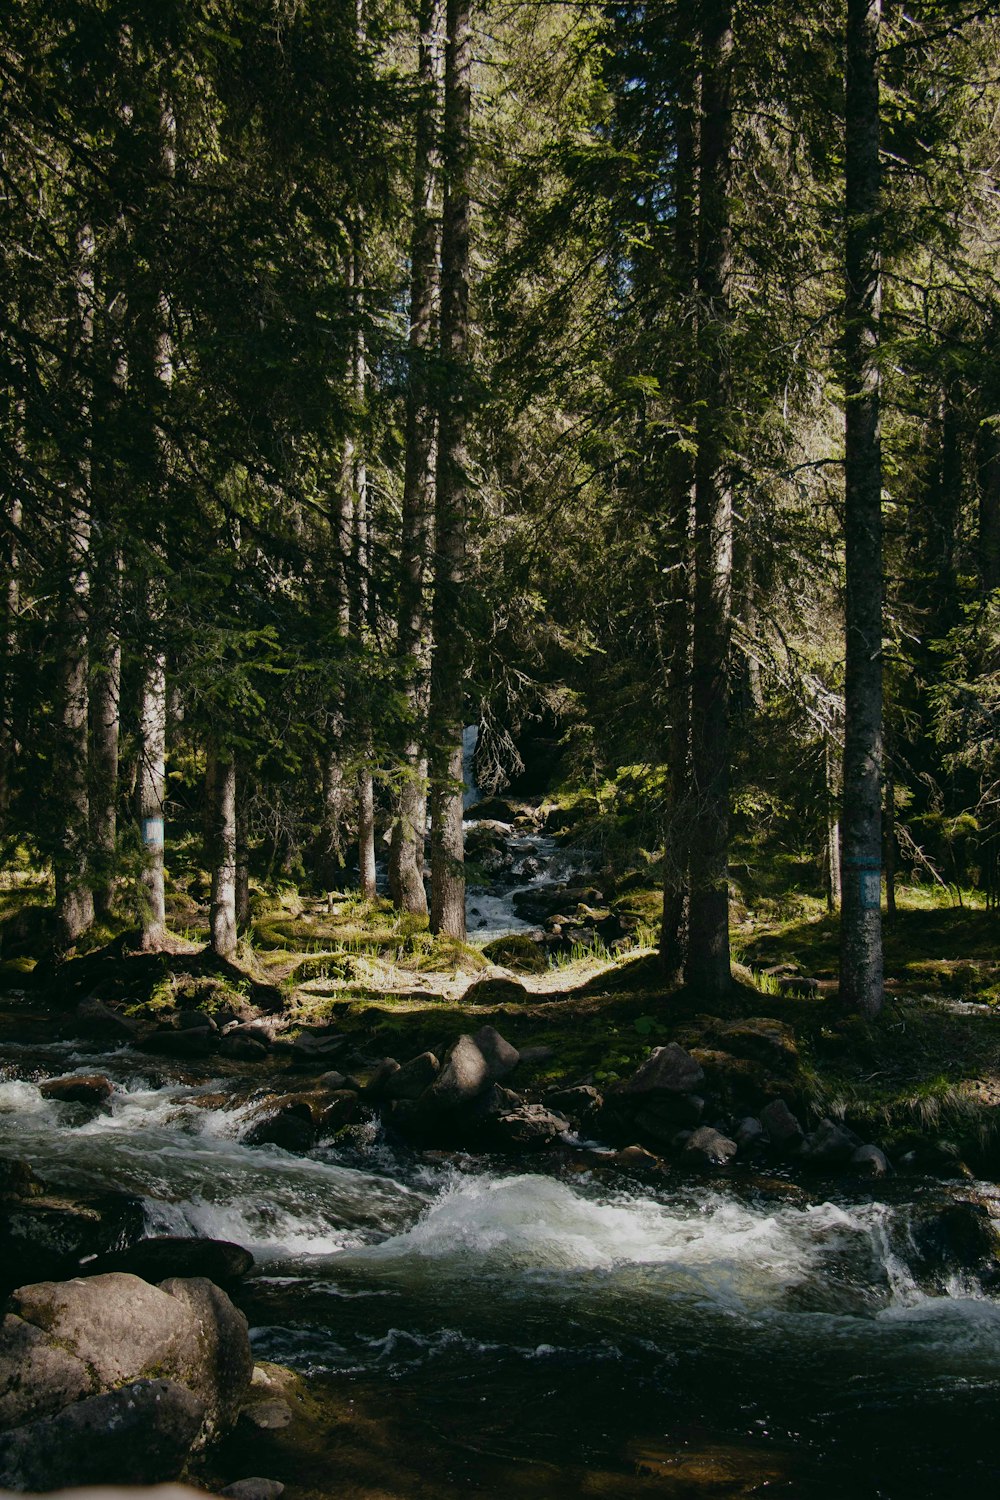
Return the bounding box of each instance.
[0,1159,45,1198]
[177,1009,218,1031]
[760,1098,804,1151]
[851,1144,890,1177]
[682,1127,738,1168]
[605,1145,666,1175]
[155,1277,255,1434]
[0,1314,92,1427]
[315,1090,366,1136]
[471,1083,523,1118]
[465,795,523,823]
[472,1025,519,1079]
[462,975,529,1006]
[243,1097,316,1152]
[362,1057,401,1100]
[239,1398,292,1431]
[383,1051,440,1101]
[626,1093,706,1147]
[0,1191,145,1288]
[220,1025,271,1061]
[281,1028,347,1065]
[620,1044,705,1097]
[76,995,141,1039]
[221,1480,286,1500]
[82,1236,255,1288]
[735,1116,764,1150]
[144,1025,219,1058]
[39,1073,114,1106]
[715,1017,799,1073]
[488,1104,569,1151]
[800,1118,862,1166]
[0,1379,205,1490]
[544,1084,603,1121]
[912,1199,1000,1273]
[317,1070,350,1091]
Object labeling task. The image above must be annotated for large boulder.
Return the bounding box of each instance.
[0,1272,252,1447]
[682,1127,738,1169]
[714,1018,800,1074]
[0,1379,205,1490]
[383,1051,440,1101]
[462,975,529,1007]
[760,1098,804,1152]
[423,1030,518,1111]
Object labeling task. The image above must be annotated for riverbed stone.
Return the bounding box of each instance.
[912,1199,1000,1273]
[472,1025,519,1079]
[238,1397,293,1431]
[384,1051,440,1101]
[621,1044,705,1097]
[760,1098,804,1151]
[76,995,141,1039]
[0,1190,146,1288]
[851,1144,890,1177]
[488,1104,570,1151]
[0,1379,205,1490]
[221,1480,286,1500]
[362,1057,401,1099]
[462,975,529,1006]
[425,1035,491,1107]
[82,1236,255,1288]
[544,1084,603,1121]
[800,1118,862,1166]
[0,1314,91,1427]
[682,1127,738,1169]
[39,1073,114,1106]
[735,1116,764,1150]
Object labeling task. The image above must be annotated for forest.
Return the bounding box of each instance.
[4,1,1000,1498]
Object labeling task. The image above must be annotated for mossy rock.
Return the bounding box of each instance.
[462,975,530,1005]
[481,934,547,974]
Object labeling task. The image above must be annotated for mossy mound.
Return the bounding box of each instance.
[481,933,547,973]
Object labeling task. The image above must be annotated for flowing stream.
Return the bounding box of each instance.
[3,1037,1000,1496]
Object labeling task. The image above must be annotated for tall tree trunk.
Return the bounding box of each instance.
[236,776,250,930]
[90,545,121,921]
[978,403,1000,594]
[389,0,442,918]
[825,727,842,912]
[0,435,22,826]
[55,225,97,949]
[207,748,238,959]
[840,0,884,1017]
[348,227,378,902]
[685,0,733,1001]
[660,19,698,982]
[429,0,472,940]
[137,643,167,949]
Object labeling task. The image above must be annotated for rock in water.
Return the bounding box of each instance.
[760,1098,804,1151]
[383,1051,440,1101]
[472,1025,519,1079]
[81,1236,255,1288]
[39,1074,114,1106]
[682,1127,738,1168]
[221,1481,286,1500]
[0,1379,205,1490]
[424,1035,491,1108]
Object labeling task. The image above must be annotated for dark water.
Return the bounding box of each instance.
[3,1039,1000,1498]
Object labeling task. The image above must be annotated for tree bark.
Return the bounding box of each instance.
[207,748,238,959]
[236,779,250,930]
[429,0,472,940]
[840,0,884,1017]
[660,16,698,983]
[978,409,1000,594]
[90,545,121,921]
[0,455,22,827]
[137,645,167,949]
[389,0,442,918]
[685,0,733,1001]
[825,728,842,912]
[54,224,97,948]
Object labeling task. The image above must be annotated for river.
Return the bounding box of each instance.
[3,1030,1000,1497]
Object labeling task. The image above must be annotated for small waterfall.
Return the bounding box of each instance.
[462,724,481,810]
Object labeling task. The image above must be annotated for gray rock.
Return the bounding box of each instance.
[735,1116,764,1150]
[2,1271,251,1447]
[384,1051,440,1101]
[425,1035,491,1108]
[316,1070,350,1091]
[682,1126,738,1168]
[221,1480,286,1500]
[716,1017,800,1072]
[543,1084,603,1119]
[800,1117,861,1166]
[760,1098,804,1150]
[76,995,140,1039]
[462,976,529,1006]
[239,1397,292,1430]
[362,1057,401,1099]
[489,1104,570,1151]
[0,1191,146,1288]
[39,1073,114,1106]
[0,1314,91,1428]
[472,1083,523,1118]
[220,1033,270,1061]
[621,1044,705,1097]
[0,1379,204,1490]
[177,1010,218,1032]
[851,1144,890,1177]
[472,1025,519,1079]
